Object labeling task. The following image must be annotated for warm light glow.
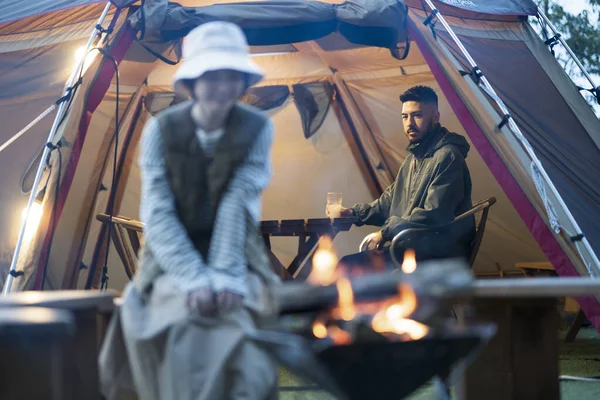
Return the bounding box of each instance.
[371,283,427,340]
[308,236,339,286]
[21,202,43,241]
[327,325,352,345]
[307,237,430,343]
[312,320,328,339]
[336,277,356,321]
[401,249,417,274]
[74,46,97,73]
[75,46,87,62]
[374,318,429,340]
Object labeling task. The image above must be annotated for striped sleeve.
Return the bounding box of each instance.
[138,118,210,292]
[208,120,274,296]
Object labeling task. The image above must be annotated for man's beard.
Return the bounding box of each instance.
[407,120,434,144]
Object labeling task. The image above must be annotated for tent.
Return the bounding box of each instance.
[1,0,599,328]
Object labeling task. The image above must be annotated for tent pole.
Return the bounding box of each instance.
[537,8,599,96]
[420,0,600,277]
[2,2,113,295]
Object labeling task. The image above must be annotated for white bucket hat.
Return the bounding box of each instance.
[172,21,264,89]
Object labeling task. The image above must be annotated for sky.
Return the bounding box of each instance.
[559,0,596,16]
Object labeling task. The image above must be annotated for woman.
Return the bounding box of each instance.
[100,22,280,400]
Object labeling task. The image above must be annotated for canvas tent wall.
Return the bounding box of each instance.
[1,0,599,327]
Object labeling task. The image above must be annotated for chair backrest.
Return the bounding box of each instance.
[96,214,143,279]
[467,197,496,266]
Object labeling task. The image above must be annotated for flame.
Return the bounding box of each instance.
[308,236,339,286]
[327,325,352,345]
[309,239,429,343]
[312,320,351,345]
[336,277,356,321]
[312,320,328,339]
[371,283,428,340]
[401,249,417,274]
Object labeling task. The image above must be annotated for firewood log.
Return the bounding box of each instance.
[274,259,473,317]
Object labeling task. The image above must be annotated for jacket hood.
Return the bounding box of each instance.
[409,124,470,158]
[432,127,470,158]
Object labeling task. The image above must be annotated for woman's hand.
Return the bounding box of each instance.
[186,286,216,316]
[186,288,243,316]
[216,291,243,314]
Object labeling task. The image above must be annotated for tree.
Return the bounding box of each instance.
[535,1,600,113]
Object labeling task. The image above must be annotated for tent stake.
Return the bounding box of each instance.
[421,0,600,278]
[2,2,113,295]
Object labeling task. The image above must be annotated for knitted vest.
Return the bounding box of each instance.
[134,100,276,293]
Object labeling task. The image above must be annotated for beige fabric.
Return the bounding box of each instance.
[99,272,278,400]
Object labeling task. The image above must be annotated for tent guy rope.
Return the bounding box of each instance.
[0,104,56,156]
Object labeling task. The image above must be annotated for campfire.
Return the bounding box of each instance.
[308,237,429,343]
[265,236,496,400]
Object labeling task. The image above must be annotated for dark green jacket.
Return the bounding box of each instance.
[352,124,475,259]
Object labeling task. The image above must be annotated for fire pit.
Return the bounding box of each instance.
[260,238,496,399]
[313,324,495,400]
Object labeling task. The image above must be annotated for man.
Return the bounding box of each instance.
[340,85,475,267]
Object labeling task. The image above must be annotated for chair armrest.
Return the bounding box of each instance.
[390,227,444,267]
[96,213,144,232]
[359,232,379,252]
[388,198,497,267]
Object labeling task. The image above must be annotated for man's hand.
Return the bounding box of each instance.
[366,231,384,250]
[216,291,243,314]
[186,286,216,316]
[339,207,354,218]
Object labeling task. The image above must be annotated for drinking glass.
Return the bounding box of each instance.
[326,192,343,219]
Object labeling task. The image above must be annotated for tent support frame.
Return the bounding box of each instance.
[420,0,600,278]
[537,8,599,102]
[2,2,114,295]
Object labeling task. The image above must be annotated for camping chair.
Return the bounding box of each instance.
[359,198,497,268]
[96,214,143,279]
